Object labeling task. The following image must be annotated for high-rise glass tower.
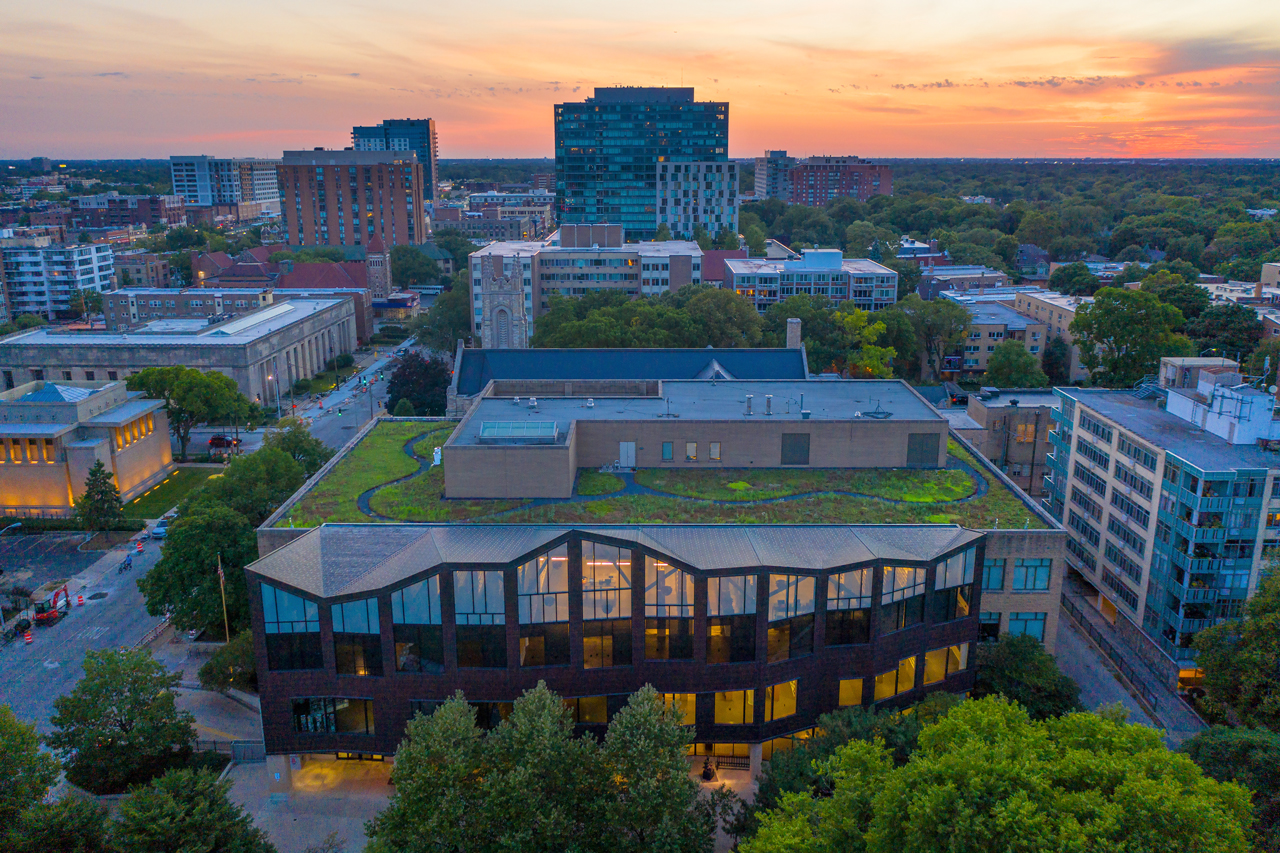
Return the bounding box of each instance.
[554,88,728,241]
[352,119,439,207]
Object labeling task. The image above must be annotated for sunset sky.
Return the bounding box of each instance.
[2,0,1278,159]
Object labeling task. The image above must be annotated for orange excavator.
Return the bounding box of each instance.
[31,581,70,626]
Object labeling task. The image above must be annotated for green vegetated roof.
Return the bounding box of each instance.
[277,421,1047,530]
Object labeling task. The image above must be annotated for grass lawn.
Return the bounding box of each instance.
[286,421,454,526]
[125,467,218,519]
[634,466,975,503]
[576,470,625,496]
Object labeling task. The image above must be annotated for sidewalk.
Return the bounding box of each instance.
[1061,577,1206,746]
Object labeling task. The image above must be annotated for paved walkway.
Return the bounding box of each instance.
[1061,577,1206,746]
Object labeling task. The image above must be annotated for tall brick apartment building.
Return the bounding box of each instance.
[278,150,425,249]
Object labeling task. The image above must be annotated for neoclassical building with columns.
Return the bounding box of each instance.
[0,298,357,404]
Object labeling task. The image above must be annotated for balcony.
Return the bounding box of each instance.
[1179,617,1215,633]
[1182,586,1219,604]
[1048,430,1071,456]
[1153,633,1200,662]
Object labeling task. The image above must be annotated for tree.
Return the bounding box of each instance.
[1070,287,1192,387]
[1014,210,1060,249]
[46,648,196,794]
[393,398,415,416]
[128,366,250,460]
[875,307,919,378]
[431,229,482,272]
[896,294,972,381]
[139,504,257,637]
[1246,337,1280,387]
[119,268,135,288]
[391,244,441,290]
[262,417,334,478]
[0,705,58,829]
[1184,301,1264,363]
[1141,271,1210,324]
[114,769,275,853]
[1181,726,1280,851]
[1041,336,1072,385]
[714,227,740,250]
[971,633,1083,719]
[198,630,257,693]
[741,697,1253,853]
[7,798,114,853]
[1047,261,1100,296]
[1193,568,1280,730]
[653,223,672,241]
[386,352,450,417]
[75,459,124,530]
[188,447,304,527]
[744,224,767,257]
[982,340,1048,388]
[410,273,471,353]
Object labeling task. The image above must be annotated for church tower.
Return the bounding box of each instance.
[365,234,392,299]
[479,254,528,349]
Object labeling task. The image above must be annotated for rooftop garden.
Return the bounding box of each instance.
[275,421,1049,530]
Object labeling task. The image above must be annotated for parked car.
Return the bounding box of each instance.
[152,520,169,539]
[208,434,242,449]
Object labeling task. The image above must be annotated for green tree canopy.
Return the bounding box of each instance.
[410,272,472,353]
[197,629,257,694]
[1041,335,1072,385]
[76,459,125,530]
[127,366,251,460]
[386,352,450,417]
[139,503,257,636]
[741,698,1253,853]
[1246,337,1280,387]
[971,633,1083,719]
[653,222,672,241]
[1070,287,1193,387]
[0,705,59,829]
[6,797,113,853]
[1048,261,1101,296]
[1140,271,1210,325]
[895,294,972,381]
[392,398,415,416]
[46,648,196,794]
[1181,725,1280,851]
[982,340,1049,388]
[186,447,304,527]
[390,244,441,289]
[114,769,275,853]
[1184,301,1264,363]
[261,417,334,478]
[1193,567,1280,730]
[531,287,763,349]
[431,229,483,272]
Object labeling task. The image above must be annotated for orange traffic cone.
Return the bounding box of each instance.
[77,594,84,607]
[23,631,32,644]
[135,541,143,554]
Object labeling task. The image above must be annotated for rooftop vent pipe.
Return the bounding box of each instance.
[745,394,753,416]
[766,395,773,415]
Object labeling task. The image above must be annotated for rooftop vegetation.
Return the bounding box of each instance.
[276,423,1048,530]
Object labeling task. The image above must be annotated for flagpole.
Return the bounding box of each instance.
[218,552,230,642]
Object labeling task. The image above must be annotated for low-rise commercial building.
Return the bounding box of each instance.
[1010,290,1093,383]
[69,193,186,229]
[0,298,356,403]
[0,380,173,517]
[723,251,898,315]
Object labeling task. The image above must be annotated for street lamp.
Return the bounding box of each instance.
[266,372,282,419]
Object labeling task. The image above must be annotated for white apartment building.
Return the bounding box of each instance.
[723,250,898,315]
[657,161,739,240]
[169,156,282,209]
[0,237,114,319]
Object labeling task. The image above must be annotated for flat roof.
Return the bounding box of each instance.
[0,299,345,347]
[967,303,1037,329]
[974,391,1060,409]
[471,239,701,257]
[723,257,895,276]
[1063,389,1280,472]
[454,379,941,446]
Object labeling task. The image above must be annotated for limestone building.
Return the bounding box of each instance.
[477,254,529,349]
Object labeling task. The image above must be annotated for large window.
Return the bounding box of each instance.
[826,569,871,645]
[707,575,757,664]
[766,574,815,662]
[1011,558,1052,592]
[838,678,863,707]
[764,680,798,722]
[645,557,693,660]
[923,643,969,685]
[879,565,927,634]
[518,545,570,667]
[261,583,322,671]
[873,655,917,701]
[931,549,974,624]
[661,693,696,725]
[714,690,755,725]
[1008,612,1047,641]
[392,576,443,674]
[982,558,1005,591]
[582,542,632,669]
[455,570,506,668]
[979,612,1001,642]
[291,698,374,735]
[332,598,382,677]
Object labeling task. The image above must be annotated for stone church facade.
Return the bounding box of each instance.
[478,254,529,349]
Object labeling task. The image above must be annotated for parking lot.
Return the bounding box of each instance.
[0,533,101,589]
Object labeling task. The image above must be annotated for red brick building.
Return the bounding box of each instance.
[787,157,892,205]
[69,193,187,228]
[278,150,425,249]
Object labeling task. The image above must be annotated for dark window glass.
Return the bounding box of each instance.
[766,614,814,662]
[707,614,756,663]
[781,433,810,465]
[583,619,632,668]
[979,612,1001,642]
[825,609,870,645]
[879,595,925,635]
[519,622,570,667]
[930,584,973,624]
[265,633,323,671]
[334,634,383,676]
[261,583,322,671]
[394,624,444,674]
[470,702,513,730]
[644,617,693,660]
[456,625,507,668]
[291,698,374,735]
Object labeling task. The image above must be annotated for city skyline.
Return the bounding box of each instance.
[1,0,1278,159]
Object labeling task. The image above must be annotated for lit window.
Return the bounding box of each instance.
[710,441,721,461]
[714,690,755,725]
[391,576,442,674]
[661,693,696,725]
[838,678,863,706]
[766,575,815,662]
[873,655,917,701]
[645,557,693,660]
[764,680,798,721]
[923,643,969,685]
[707,575,757,664]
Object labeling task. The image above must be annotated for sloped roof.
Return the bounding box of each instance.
[455,348,809,397]
[17,383,96,402]
[278,262,365,290]
[247,524,983,599]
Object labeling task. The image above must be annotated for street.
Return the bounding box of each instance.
[0,539,165,734]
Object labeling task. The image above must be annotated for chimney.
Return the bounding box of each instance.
[929,239,939,251]
[786,318,802,349]
[1257,280,1264,300]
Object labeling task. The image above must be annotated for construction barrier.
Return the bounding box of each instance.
[77,594,84,607]
[23,631,32,644]
[135,541,143,554]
